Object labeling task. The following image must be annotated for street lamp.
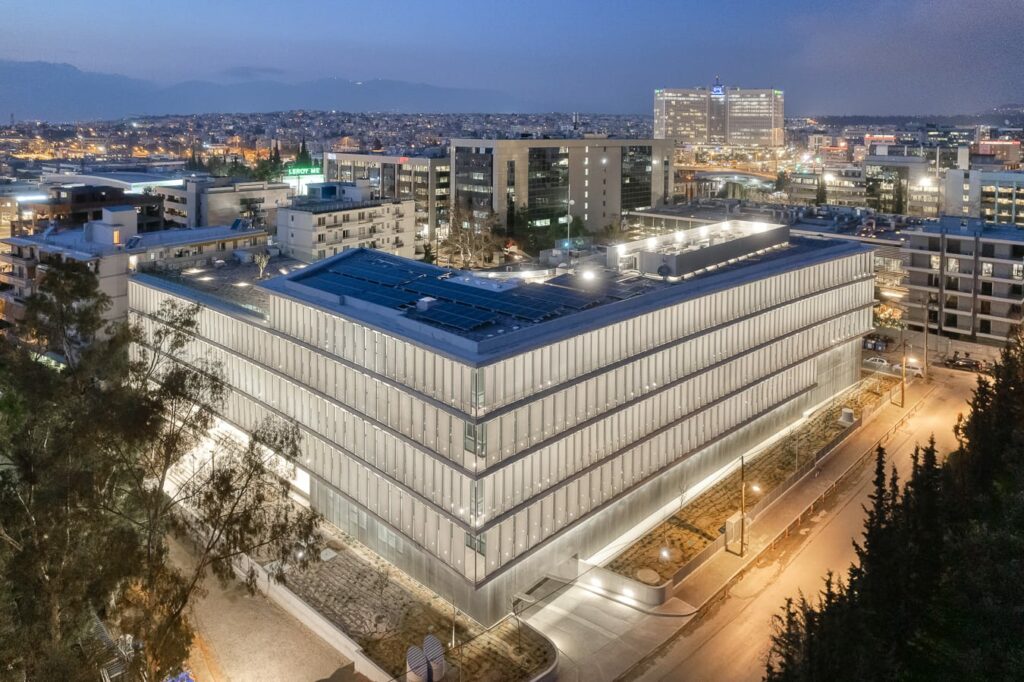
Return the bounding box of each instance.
[739,455,761,557]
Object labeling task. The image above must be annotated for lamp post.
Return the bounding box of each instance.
[739,455,761,557]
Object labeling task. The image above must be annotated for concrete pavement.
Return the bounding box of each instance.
[169,536,361,682]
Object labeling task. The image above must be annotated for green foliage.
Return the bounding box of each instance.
[815,174,827,206]
[892,175,906,215]
[0,266,323,679]
[421,242,436,264]
[295,137,312,167]
[23,259,111,368]
[523,212,587,255]
[775,171,789,193]
[766,328,1024,680]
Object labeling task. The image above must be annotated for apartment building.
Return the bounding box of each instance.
[127,224,873,624]
[0,206,266,326]
[943,169,1024,227]
[156,178,293,229]
[277,188,415,262]
[323,152,450,240]
[903,216,1024,345]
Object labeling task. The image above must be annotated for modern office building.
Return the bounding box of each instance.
[127,222,873,624]
[276,184,416,262]
[156,178,293,230]
[788,167,869,207]
[654,80,784,147]
[903,215,1024,345]
[0,206,266,326]
[12,185,165,234]
[942,169,1024,227]
[450,137,673,233]
[323,152,450,240]
[863,154,941,217]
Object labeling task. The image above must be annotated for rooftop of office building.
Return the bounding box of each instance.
[242,228,871,364]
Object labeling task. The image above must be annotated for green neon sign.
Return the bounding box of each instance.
[287,166,321,176]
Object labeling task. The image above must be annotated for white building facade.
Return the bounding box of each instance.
[277,198,416,263]
[128,231,873,624]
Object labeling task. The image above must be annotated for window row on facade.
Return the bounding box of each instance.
[130,272,870,473]
[261,252,871,414]
[169,341,817,582]
[131,294,868,521]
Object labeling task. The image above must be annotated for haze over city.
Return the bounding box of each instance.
[2,2,1024,682]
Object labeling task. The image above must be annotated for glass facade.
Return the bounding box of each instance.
[129,245,872,623]
[526,146,569,229]
[453,146,494,228]
[621,146,654,212]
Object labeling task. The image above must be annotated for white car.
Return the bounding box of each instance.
[864,356,890,370]
[893,363,924,378]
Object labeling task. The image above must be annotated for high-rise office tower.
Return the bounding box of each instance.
[655,78,784,147]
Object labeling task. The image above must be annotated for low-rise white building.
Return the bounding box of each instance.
[0,206,267,326]
[277,190,415,263]
[942,169,1024,228]
[157,178,293,229]
[128,221,873,624]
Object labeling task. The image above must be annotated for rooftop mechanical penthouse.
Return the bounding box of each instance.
[127,220,874,624]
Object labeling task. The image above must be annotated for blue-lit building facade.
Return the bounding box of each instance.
[128,223,873,624]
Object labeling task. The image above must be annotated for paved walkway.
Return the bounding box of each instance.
[525,377,938,682]
[169,536,359,682]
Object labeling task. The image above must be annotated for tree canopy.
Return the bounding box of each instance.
[0,260,322,680]
[766,328,1024,680]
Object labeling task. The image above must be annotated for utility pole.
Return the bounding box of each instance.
[900,340,907,408]
[740,455,747,557]
[922,293,929,379]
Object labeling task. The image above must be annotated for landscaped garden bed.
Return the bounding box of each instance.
[605,373,900,584]
[283,530,556,681]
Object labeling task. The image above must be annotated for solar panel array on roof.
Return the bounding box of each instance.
[405,280,554,322]
[416,302,498,331]
[290,249,655,335]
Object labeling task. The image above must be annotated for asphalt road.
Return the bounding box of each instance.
[627,368,978,682]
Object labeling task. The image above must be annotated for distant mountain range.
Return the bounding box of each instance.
[0,60,524,121]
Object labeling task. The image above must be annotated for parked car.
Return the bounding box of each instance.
[893,362,924,378]
[945,356,983,372]
[864,356,890,370]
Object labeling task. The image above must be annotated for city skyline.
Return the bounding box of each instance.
[3,0,1024,116]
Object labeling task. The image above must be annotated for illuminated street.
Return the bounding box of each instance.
[624,368,977,681]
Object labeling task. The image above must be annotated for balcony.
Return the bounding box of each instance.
[0,270,29,288]
[0,292,26,322]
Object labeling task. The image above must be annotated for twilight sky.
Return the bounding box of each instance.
[2,0,1022,115]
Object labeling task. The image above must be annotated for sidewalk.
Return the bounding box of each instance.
[674,378,930,608]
